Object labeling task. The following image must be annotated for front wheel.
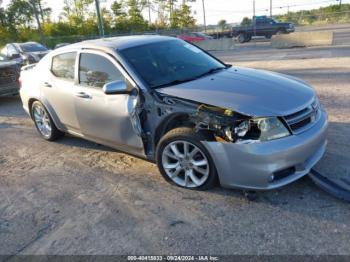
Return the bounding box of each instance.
[156,127,218,190]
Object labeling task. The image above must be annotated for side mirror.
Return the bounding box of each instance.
[103,80,130,95]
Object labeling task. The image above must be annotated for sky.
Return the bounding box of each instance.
[1,0,350,25]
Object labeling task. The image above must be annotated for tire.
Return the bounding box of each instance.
[31,101,64,141]
[237,33,247,43]
[156,127,218,190]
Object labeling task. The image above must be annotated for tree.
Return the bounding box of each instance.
[35,0,52,23]
[111,0,126,17]
[0,7,7,27]
[28,0,44,38]
[6,0,34,28]
[218,19,226,31]
[241,17,252,25]
[172,3,196,28]
[153,0,168,27]
[62,0,93,23]
[126,0,148,31]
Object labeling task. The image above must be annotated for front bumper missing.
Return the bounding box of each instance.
[202,110,328,190]
[309,169,350,202]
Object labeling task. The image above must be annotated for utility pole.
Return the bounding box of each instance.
[253,0,256,36]
[270,0,272,17]
[253,0,256,17]
[95,0,104,37]
[148,0,151,23]
[202,0,207,32]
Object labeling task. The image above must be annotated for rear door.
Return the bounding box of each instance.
[74,50,145,156]
[42,51,81,133]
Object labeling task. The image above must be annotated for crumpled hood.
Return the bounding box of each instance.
[157,67,315,117]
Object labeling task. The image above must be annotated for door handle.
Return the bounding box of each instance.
[75,92,91,99]
[44,82,52,88]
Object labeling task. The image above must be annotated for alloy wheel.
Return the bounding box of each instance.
[33,104,52,138]
[161,140,210,188]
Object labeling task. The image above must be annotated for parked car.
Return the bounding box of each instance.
[177,32,213,42]
[233,16,295,43]
[19,36,327,191]
[1,42,50,65]
[54,43,70,49]
[0,54,20,96]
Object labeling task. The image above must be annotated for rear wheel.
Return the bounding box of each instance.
[237,33,247,43]
[156,127,218,190]
[31,101,64,141]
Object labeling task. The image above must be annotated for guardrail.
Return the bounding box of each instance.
[193,38,235,51]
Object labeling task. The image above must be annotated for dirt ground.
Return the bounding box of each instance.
[0,45,350,256]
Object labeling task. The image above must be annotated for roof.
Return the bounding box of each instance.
[13,41,41,46]
[60,35,176,53]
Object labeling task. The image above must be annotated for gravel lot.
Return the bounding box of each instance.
[0,45,349,256]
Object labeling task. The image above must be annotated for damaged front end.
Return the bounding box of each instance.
[190,104,291,144]
[140,89,298,163]
[145,93,327,190]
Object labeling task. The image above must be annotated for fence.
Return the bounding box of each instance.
[276,10,350,25]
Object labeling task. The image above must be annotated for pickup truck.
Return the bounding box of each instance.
[233,16,295,43]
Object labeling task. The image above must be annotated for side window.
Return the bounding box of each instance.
[51,52,76,80]
[79,53,123,88]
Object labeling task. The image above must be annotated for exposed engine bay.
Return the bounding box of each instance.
[189,103,291,145]
[191,104,251,143]
[146,93,271,152]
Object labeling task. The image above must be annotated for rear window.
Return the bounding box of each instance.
[51,52,76,80]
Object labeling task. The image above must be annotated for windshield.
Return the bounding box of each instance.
[120,40,226,89]
[19,43,48,52]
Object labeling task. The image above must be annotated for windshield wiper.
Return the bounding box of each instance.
[194,66,227,79]
[152,66,229,89]
[152,79,193,89]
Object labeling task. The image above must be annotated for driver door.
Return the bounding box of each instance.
[74,50,145,157]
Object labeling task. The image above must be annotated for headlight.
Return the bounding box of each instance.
[235,117,290,142]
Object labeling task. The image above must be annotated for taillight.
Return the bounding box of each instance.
[18,78,22,88]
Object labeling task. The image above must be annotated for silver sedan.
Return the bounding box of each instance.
[19,36,328,191]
